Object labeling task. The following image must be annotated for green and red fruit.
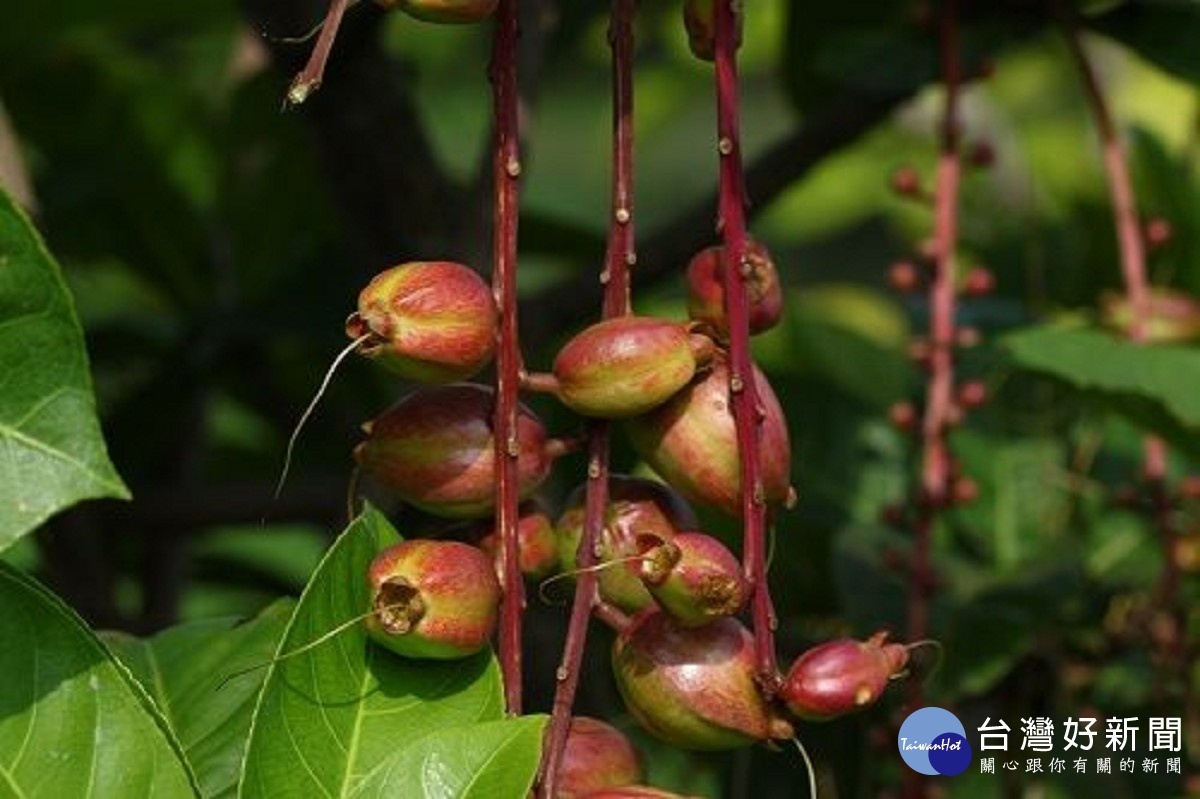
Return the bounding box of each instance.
[558,716,644,799]
[365,539,500,660]
[637,532,747,627]
[779,632,909,721]
[612,610,794,750]
[346,261,497,383]
[475,500,559,582]
[685,241,782,338]
[549,317,715,419]
[355,384,557,519]
[557,477,698,614]
[626,355,792,517]
[1101,288,1200,343]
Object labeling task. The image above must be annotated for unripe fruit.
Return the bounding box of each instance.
[557,477,698,614]
[1144,217,1173,250]
[365,540,500,659]
[377,0,498,23]
[888,401,917,431]
[637,532,747,627]
[355,384,556,518]
[1101,288,1200,343]
[682,0,742,62]
[612,611,794,750]
[346,261,497,383]
[626,355,792,518]
[890,165,923,197]
[583,788,699,799]
[957,380,987,409]
[552,317,715,419]
[558,717,644,799]
[685,241,783,338]
[962,266,995,297]
[887,260,922,293]
[779,632,909,721]
[475,501,559,582]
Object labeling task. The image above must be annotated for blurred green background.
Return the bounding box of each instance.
[2,0,1199,795]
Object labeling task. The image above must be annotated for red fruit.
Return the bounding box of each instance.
[612,611,794,750]
[637,532,747,627]
[625,355,792,518]
[365,539,500,659]
[346,261,497,383]
[962,267,995,297]
[378,0,498,23]
[888,401,917,431]
[686,241,783,338]
[558,717,644,799]
[957,380,987,409]
[557,477,698,614]
[552,317,715,419]
[890,165,923,197]
[682,0,742,62]
[887,260,921,293]
[779,632,909,721]
[1144,217,1173,250]
[475,501,559,582]
[355,384,556,519]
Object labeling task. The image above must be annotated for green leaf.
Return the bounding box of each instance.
[1003,324,1200,428]
[349,717,547,799]
[1088,0,1200,87]
[0,187,129,549]
[239,506,504,798]
[103,599,295,799]
[0,562,198,797]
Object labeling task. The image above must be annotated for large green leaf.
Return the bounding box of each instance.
[0,187,129,549]
[239,506,504,798]
[1003,324,1200,429]
[349,717,546,798]
[103,599,295,799]
[1089,0,1200,87]
[0,563,197,797]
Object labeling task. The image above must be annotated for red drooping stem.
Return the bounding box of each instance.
[490,0,525,716]
[713,0,778,692]
[906,1,962,733]
[536,2,635,795]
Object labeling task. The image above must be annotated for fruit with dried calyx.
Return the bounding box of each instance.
[346,261,497,383]
[612,610,794,750]
[365,539,500,659]
[355,384,562,519]
[626,354,793,517]
[636,532,747,627]
[779,632,910,721]
[558,716,644,799]
[556,477,698,614]
[685,240,782,338]
[537,317,715,419]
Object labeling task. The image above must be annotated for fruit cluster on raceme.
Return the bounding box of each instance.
[295,0,917,796]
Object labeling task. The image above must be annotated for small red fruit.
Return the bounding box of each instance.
[779,632,909,721]
[474,501,559,582]
[887,260,922,293]
[558,717,644,799]
[552,317,715,419]
[962,267,995,297]
[346,261,497,383]
[355,384,556,518]
[685,241,783,338]
[365,539,500,660]
[612,610,794,750]
[890,165,923,198]
[626,355,792,518]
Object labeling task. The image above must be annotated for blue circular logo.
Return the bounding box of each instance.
[897,707,972,776]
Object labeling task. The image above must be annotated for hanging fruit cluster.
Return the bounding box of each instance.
[291,0,916,795]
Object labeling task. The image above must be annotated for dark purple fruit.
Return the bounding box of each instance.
[346,261,497,383]
[625,355,792,518]
[365,539,500,659]
[551,317,715,419]
[355,384,556,519]
[612,610,794,750]
[557,477,698,614]
[685,241,782,338]
[779,632,909,721]
[475,500,559,582]
[558,716,644,799]
[637,532,747,627]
